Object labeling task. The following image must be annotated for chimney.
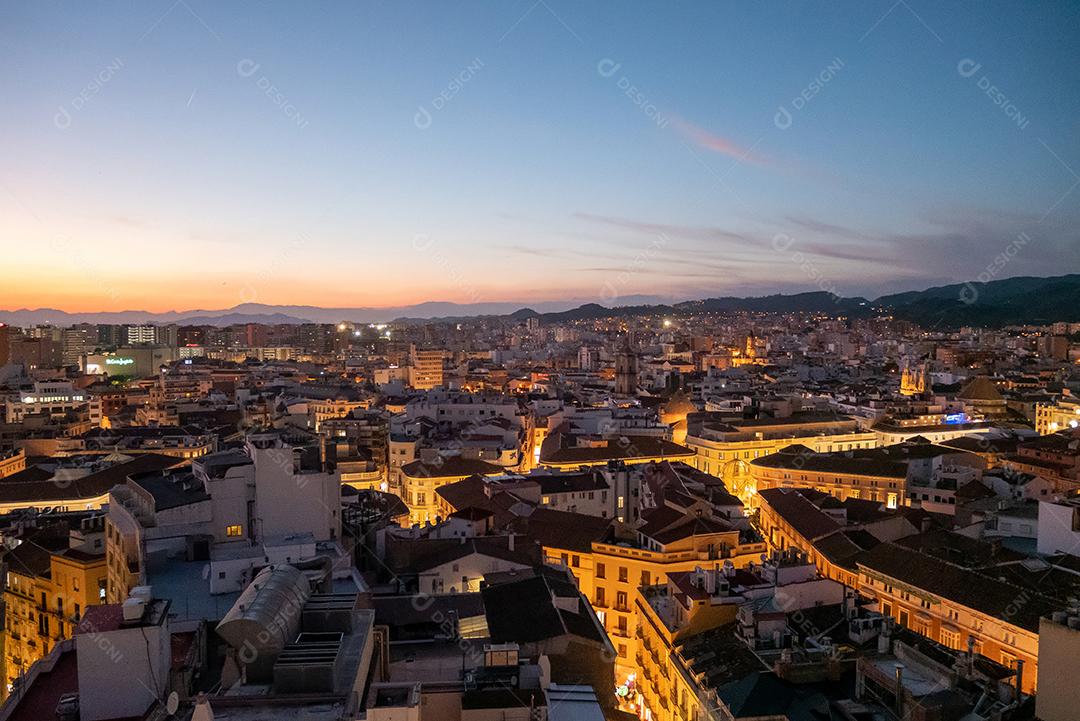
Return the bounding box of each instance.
[894,664,904,717]
[1014,659,1024,701]
[192,693,215,721]
[507,534,515,552]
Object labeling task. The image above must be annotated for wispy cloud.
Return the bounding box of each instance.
[574,212,760,245]
[670,117,766,166]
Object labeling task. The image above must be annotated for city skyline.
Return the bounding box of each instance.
[4,1,1079,311]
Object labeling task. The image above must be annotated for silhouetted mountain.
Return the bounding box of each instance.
[883,275,1080,327]
[3,275,1078,328]
[173,312,312,325]
[683,291,870,314]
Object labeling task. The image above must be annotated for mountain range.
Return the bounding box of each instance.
[3,275,1079,329]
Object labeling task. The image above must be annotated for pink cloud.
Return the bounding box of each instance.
[671,117,766,166]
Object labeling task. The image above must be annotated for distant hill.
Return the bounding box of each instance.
[880,275,1080,327]
[530,276,1080,328]
[173,312,312,325]
[3,275,1079,328]
[683,291,870,314]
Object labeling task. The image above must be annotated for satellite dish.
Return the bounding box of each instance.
[166,691,179,715]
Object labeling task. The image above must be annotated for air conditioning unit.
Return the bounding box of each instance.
[122,597,146,622]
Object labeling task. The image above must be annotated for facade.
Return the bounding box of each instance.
[408,346,445,389]
[3,381,102,426]
[83,346,179,378]
[856,542,1055,694]
[2,523,108,698]
[1035,395,1080,435]
[0,449,26,479]
[685,413,877,502]
[401,454,504,524]
[541,519,767,684]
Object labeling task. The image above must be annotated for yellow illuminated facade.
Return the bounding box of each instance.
[2,545,107,698]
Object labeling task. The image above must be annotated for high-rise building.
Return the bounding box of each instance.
[62,324,98,366]
[409,345,445,389]
[0,323,10,366]
[9,336,62,369]
[125,324,157,345]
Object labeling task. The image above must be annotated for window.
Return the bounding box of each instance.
[616,591,628,611]
[226,524,243,537]
[940,628,960,649]
[596,562,606,579]
[618,567,628,583]
[596,587,606,606]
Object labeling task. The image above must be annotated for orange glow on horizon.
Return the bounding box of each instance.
[0,275,645,314]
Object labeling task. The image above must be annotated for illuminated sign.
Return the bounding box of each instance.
[944,413,967,424]
[105,358,135,366]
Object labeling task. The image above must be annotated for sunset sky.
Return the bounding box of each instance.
[2,1,1078,312]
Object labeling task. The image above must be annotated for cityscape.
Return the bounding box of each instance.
[2,3,1080,721]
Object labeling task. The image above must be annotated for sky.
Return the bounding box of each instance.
[2,0,1079,312]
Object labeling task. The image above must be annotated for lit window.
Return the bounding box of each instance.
[226,525,243,537]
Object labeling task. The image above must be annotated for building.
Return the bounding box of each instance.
[748,440,985,510]
[409,346,445,390]
[0,449,26,479]
[0,453,179,515]
[83,346,179,378]
[1036,497,1080,556]
[124,325,157,345]
[540,503,767,683]
[8,337,62,370]
[105,433,344,603]
[0,323,10,366]
[685,413,877,503]
[401,453,504,524]
[632,554,846,721]
[60,325,97,367]
[856,539,1061,693]
[1035,394,1080,435]
[3,381,102,426]
[538,429,694,471]
[614,339,638,396]
[1,517,109,697]
[1036,610,1080,721]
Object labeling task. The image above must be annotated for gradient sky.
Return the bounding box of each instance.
[2,1,1079,312]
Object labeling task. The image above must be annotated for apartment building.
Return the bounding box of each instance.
[748,440,985,510]
[856,538,1065,694]
[105,433,343,603]
[408,346,445,389]
[1,517,108,698]
[684,412,877,503]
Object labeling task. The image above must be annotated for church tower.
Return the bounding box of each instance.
[615,337,638,396]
